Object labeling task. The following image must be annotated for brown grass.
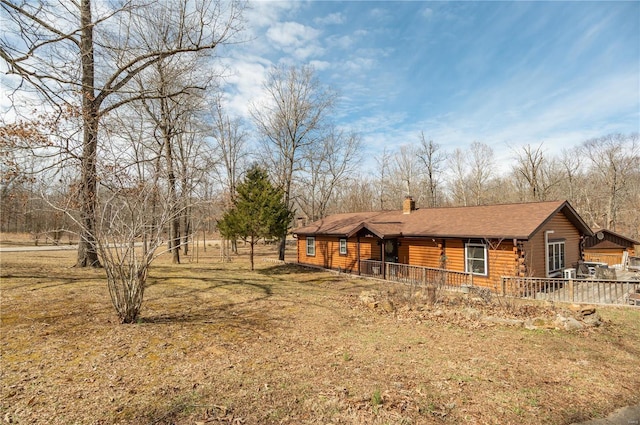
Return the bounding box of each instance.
[1,242,639,424]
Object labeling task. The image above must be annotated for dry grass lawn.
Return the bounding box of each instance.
[1,239,639,424]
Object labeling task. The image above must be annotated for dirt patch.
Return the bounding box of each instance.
[1,245,639,424]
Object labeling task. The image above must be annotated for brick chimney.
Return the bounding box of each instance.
[403,196,416,214]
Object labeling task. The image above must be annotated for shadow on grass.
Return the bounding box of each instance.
[145,276,273,298]
[257,263,325,276]
[141,277,279,327]
[0,274,105,292]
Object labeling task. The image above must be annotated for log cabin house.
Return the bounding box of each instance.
[294,198,594,290]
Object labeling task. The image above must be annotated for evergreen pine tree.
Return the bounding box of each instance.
[218,166,292,270]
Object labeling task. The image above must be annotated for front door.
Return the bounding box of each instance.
[383,239,398,263]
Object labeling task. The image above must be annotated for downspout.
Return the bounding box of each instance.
[381,238,386,279]
[545,230,554,277]
[357,235,361,275]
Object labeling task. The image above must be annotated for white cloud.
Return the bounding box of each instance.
[266,21,320,48]
[369,8,388,19]
[314,12,345,26]
[343,57,375,73]
[326,34,354,50]
[309,60,331,71]
[293,44,325,61]
[245,1,300,29]
[220,54,272,120]
[422,8,434,19]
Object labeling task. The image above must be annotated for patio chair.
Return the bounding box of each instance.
[575,261,591,279]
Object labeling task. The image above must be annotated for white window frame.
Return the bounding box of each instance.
[306,237,315,257]
[339,238,347,255]
[547,240,565,274]
[465,242,488,276]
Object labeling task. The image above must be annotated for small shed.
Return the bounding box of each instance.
[583,229,639,268]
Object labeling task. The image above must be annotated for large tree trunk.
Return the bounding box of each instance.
[249,235,255,271]
[76,0,100,268]
[278,173,293,261]
[277,234,286,261]
[164,134,181,264]
[76,116,101,267]
[182,213,190,256]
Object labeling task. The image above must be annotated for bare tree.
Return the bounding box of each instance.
[0,110,84,236]
[334,176,376,213]
[134,50,213,264]
[208,95,249,254]
[210,94,249,208]
[250,65,335,260]
[392,144,421,201]
[373,147,393,210]
[468,141,495,206]
[416,132,447,207]
[1,0,244,267]
[558,146,583,203]
[581,133,639,231]
[512,143,560,201]
[296,128,361,221]
[448,147,469,206]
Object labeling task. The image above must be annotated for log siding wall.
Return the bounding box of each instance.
[524,212,582,278]
[297,236,378,272]
[400,238,443,268]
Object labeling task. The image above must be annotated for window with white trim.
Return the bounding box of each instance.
[339,238,347,255]
[547,240,565,274]
[465,242,488,276]
[306,237,315,256]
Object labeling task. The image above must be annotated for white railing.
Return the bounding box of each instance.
[500,276,640,305]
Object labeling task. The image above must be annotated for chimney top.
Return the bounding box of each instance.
[403,196,416,214]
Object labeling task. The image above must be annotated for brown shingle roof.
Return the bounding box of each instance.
[294,200,592,240]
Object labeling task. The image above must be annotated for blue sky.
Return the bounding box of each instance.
[221,0,640,173]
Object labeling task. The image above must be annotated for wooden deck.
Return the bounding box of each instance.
[357,259,640,306]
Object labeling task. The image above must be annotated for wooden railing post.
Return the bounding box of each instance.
[568,278,574,302]
[501,277,506,296]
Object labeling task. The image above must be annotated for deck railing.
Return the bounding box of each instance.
[359,260,472,290]
[500,276,640,305]
[357,260,639,306]
[359,259,384,277]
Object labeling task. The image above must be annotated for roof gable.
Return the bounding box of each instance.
[584,229,639,249]
[294,200,593,240]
